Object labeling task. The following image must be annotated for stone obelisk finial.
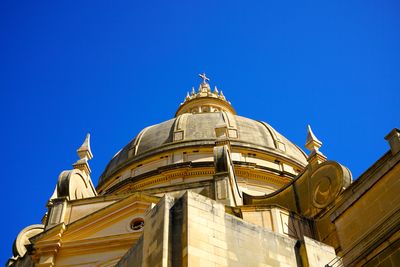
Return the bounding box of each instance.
[305,125,326,167]
[73,133,93,175]
[305,125,322,152]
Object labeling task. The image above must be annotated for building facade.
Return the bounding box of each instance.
[7,75,400,266]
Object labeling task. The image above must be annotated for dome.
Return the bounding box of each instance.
[97,74,308,194]
[98,113,307,187]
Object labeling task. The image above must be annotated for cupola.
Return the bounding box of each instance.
[175,73,236,116]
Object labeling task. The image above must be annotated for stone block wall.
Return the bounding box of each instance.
[117,191,338,266]
[333,163,400,266]
[116,236,144,267]
[184,192,298,267]
[362,237,400,267]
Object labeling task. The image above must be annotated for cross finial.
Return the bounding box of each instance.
[199,73,210,84]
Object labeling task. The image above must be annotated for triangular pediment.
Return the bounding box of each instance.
[32,193,159,248]
[62,193,159,241]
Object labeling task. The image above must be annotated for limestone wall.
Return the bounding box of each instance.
[116,236,144,267]
[185,192,298,267]
[333,163,400,266]
[117,191,338,267]
[241,207,313,240]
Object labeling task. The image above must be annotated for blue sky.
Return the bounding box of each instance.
[1,0,399,263]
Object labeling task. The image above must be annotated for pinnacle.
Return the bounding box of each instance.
[77,133,93,160]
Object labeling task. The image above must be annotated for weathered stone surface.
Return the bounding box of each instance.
[116,236,144,267]
[299,236,337,267]
[98,112,307,187]
[118,192,341,266]
[332,156,400,266]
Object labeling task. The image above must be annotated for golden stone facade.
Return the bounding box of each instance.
[7,75,400,267]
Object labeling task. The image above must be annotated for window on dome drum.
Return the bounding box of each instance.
[202,106,210,112]
[130,218,144,231]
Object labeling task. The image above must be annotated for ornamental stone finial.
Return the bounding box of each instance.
[214,86,219,95]
[305,125,322,152]
[305,125,326,166]
[49,133,97,205]
[73,133,93,174]
[77,133,93,160]
[219,90,226,100]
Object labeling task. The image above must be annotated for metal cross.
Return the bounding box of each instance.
[199,73,210,83]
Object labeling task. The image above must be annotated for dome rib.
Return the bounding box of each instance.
[258,121,279,149]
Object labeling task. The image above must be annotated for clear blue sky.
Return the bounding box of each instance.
[1,0,399,263]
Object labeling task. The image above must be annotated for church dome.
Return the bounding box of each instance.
[97,74,308,194]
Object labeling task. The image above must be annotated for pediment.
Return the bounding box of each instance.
[62,193,158,241]
[33,193,158,245]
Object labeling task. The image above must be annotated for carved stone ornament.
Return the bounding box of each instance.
[49,134,97,201]
[310,161,352,209]
[54,169,97,200]
[242,160,352,218]
[12,224,44,258]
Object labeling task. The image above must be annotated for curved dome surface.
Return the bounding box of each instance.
[98,112,308,187]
